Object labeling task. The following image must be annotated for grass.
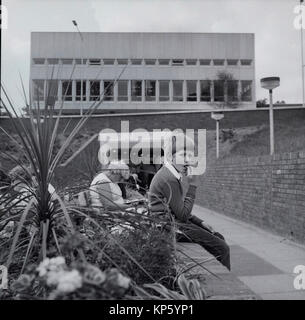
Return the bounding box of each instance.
[206,116,305,164]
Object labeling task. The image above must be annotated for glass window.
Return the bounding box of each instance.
[131,59,142,65]
[227,80,238,101]
[200,80,211,102]
[62,81,72,101]
[89,59,101,66]
[32,80,45,101]
[145,80,156,101]
[117,59,128,65]
[241,59,252,66]
[213,59,225,66]
[214,80,224,102]
[90,81,100,101]
[104,81,114,101]
[62,59,73,65]
[187,80,197,102]
[145,59,156,65]
[200,59,211,66]
[76,80,86,101]
[118,80,128,101]
[158,59,170,65]
[241,80,252,101]
[186,59,197,65]
[173,80,183,102]
[131,80,142,101]
[159,80,169,101]
[172,59,184,66]
[227,59,239,66]
[46,80,58,105]
[103,59,115,65]
[47,59,59,65]
[33,58,45,65]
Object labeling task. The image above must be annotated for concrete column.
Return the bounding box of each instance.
[238,80,242,101]
[72,80,76,102]
[156,80,160,103]
[114,81,118,102]
[183,80,187,102]
[210,81,214,103]
[43,80,47,102]
[128,80,131,102]
[169,80,173,102]
[86,80,90,102]
[58,80,62,102]
[100,80,104,100]
[142,80,145,102]
[197,80,200,103]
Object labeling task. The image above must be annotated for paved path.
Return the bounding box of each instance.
[193,205,305,300]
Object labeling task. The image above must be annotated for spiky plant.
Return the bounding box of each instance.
[0,64,128,273]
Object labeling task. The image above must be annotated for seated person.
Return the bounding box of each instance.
[148,134,231,270]
[90,160,140,211]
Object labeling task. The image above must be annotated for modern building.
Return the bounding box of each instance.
[30,32,255,114]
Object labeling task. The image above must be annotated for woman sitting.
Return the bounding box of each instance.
[90,160,135,211]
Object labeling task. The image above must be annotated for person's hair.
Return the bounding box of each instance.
[164,132,195,161]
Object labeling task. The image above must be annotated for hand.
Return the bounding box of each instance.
[187,174,200,187]
[201,222,215,234]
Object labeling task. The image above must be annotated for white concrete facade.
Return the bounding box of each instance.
[30,32,256,113]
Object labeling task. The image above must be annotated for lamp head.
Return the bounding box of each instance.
[72,20,78,26]
[260,77,280,90]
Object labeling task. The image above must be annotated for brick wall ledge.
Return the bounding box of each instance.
[176,242,260,300]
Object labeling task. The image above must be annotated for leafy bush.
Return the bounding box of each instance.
[97,226,176,286]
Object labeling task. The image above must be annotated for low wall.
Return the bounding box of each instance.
[196,151,305,243]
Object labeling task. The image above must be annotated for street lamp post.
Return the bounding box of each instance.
[300,0,305,108]
[260,77,280,155]
[72,20,84,116]
[211,112,224,159]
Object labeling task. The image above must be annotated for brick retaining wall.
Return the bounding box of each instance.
[196,152,305,243]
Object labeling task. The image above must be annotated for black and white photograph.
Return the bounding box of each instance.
[0,0,305,307]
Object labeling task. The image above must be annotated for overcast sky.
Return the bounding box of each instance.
[1,0,303,109]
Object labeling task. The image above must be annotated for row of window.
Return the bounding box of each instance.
[33,58,253,67]
[32,79,253,103]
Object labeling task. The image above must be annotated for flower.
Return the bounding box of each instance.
[117,273,131,289]
[107,268,131,290]
[56,270,82,294]
[36,256,66,277]
[83,264,106,285]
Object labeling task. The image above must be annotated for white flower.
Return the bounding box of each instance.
[56,270,82,293]
[116,273,131,289]
[46,270,63,286]
[83,264,106,285]
[37,258,50,277]
[36,256,66,277]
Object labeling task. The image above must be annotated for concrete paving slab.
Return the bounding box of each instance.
[230,245,284,277]
[192,204,305,299]
[260,291,305,300]
[238,274,296,294]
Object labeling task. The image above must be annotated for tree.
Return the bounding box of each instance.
[256,98,267,108]
[208,70,241,109]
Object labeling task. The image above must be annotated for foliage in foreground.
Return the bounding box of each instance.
[0,71,208,300]
[0,255,205,300]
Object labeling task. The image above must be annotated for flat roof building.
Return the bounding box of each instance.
[30,32,255,114]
